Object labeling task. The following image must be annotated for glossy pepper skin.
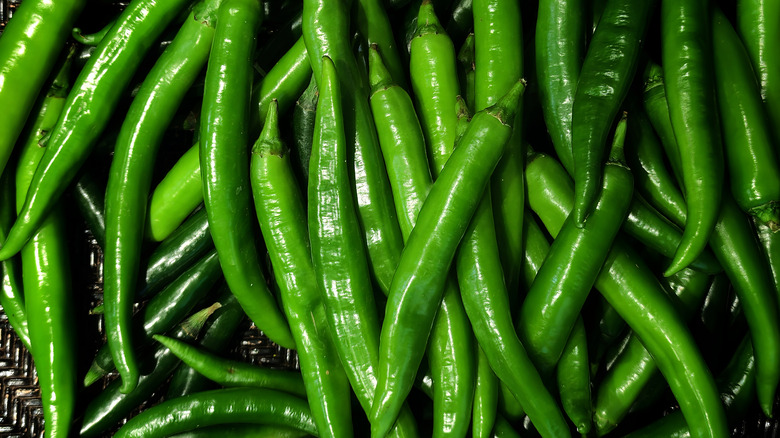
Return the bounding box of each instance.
[112,388,318,438]
[712,7,780,229]
[661,0,724,276]
[303,0,404,296]
[0,0,86,178]
[103,0,224,396]
[200,0,295,350]
[518,116,633,376]
[372,81,526,438]
[252,100,354,438]
[0,0,195,263]
[369,46,475,438]
[526,152,729,438]
[570,0,655,225]
[308,56,418,438]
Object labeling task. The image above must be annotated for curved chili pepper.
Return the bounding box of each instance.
[571,0,655,225]
[0,0,85,178]
[712,7,780,229]
[252,100,354,438]
[200,0,295,350]
[372,80,525,438]
[661,0,724,276]
[72,18,116,46]
[0,0,194,263]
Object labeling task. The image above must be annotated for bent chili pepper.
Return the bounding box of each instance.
[661,0,724,276]
[0,0,86,178]
[200,0,295,350]
[104,0,224,395]
[570,0,655,225]
[252,100,353,438]
[0,0,195,263]
[372,80,526,438]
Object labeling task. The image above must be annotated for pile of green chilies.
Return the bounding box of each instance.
[1,0,779,436]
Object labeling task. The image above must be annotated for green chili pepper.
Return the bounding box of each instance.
[557,317,591,435]
[104,0,224,396]
[712,7,780,229]
[0,0,195,263]
[252,100,354,438]
[526,151,729,438]
[535,0,586,175]
[153,334,307,396]
[372,80,524,438]
[661,0,724,276]
[291,75,318,187]
[72,18,116,46]
[303,0,404,296]
[167,424,309,438]
[571,0,654,225]
[200,0,295,350]
[456,34,476,113]
[73,169,107,248]
[369,46,474,438]
[0,0,86,178]
[355,0,407,90]
[641,62,684,185]
[737,0,780,149]
[472,348,499,438]
[308,55,418,438]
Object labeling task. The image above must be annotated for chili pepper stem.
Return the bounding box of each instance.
[751,202,780,232]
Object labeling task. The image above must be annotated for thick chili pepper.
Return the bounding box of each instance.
[83,250,222,386]
[252,100,354,438]
[200,0,295,350]
[303,0,404,297]
[308,55,418,438]
[80,302,223,437]
[518,115,633,376]
[526,151,729,438]
[104,0,224,396]
[369,46,474,438]
[0,0,195,263]
[661,0,724,276]
[372,81,525,438]
[153,334,307,396]
[0,0,85,178]
[712,7,780,229]
[571,0,654,225]
[112,388,318,437]
[535,0,586,174]
[737,0,780,149]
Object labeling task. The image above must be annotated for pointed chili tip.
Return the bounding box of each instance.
[253,99,284,156]
[118,371,139,394]
[608,111,629,164]
[487,78,526,126]
[368,44,394,93]
[415,0,444,36]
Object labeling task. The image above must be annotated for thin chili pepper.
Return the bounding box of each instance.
[104,0,224,396]
[200,0,295,350]
[624,334,756,438]
[570,0,654,225]
[303,0,404,297]
[737,0,780,149]
[369,46,474,438]
[641,62,684,185]
[593,268,712,435]
[712,7,780,229]
[661,0,724,276]
[147,37,311,242]
[623,195,721,274]
[755,219,780,296]
[0,0,195,263]
[410,1,461,178]
[73,169,107,248]
[557,317,591,435]
[456,34,475,114]
[0,0,86,179]
[525,151,729,438]
[80,301,224,437]
[153,334,307,396]
[167,424,309,438]
[291,75,318,187]
[252,100,353,438]
[355,0,407,90]
[112,384,318,437]
[472,348,499,438]
[83,250,222,386]
[535,0,586,175]
[518,114,633,376]
[308,56,418,438]
[372,80,525,438]
[625,106,687,228]
[72,18,116,46]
